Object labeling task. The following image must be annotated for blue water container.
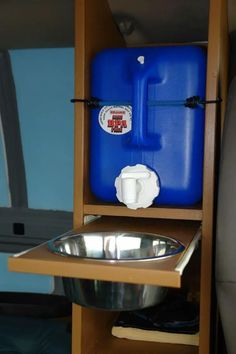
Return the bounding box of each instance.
[89,46,206,206]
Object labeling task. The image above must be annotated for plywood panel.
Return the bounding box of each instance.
[73,0,125,229]
[200,0,228,353]
[84,204,203,220]
[9,217,200,288]
[96,336,199,354]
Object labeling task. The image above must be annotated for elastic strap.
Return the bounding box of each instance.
[71,96,222,109]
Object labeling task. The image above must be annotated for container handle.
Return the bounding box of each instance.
[130,56,161,149]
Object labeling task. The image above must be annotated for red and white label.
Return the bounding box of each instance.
[98,106,132,135]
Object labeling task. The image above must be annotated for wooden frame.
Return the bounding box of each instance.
[200,0,228,352]
[9,0,229,353]
[71,0,229,352]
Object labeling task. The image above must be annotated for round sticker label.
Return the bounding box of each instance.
[98,106,132,135]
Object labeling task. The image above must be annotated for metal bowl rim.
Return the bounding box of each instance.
[48,231,185,262]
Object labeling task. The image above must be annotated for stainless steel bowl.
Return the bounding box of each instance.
[48,231,185,310]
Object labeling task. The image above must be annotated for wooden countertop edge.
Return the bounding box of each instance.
[8,246,181,287]
[84,204,203,220]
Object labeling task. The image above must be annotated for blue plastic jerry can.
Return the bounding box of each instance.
[89,46,206,207]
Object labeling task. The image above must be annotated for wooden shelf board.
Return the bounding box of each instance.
[96,335,198,354]
[9,217,200,288]
[84,204,203,221]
